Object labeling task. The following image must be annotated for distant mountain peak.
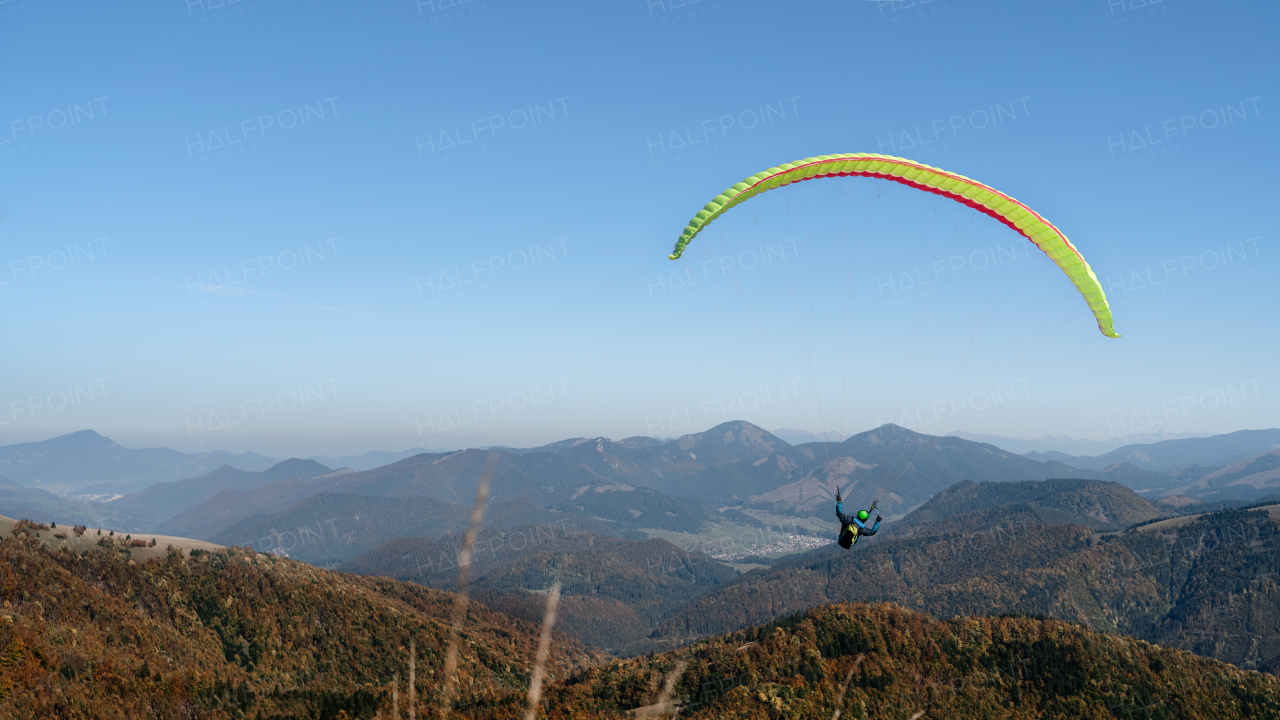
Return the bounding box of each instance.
[1103,461,1142,473]
[675,421,785,453]
[65,429,108,439]
[846,423,927,446]
[24,429,118,449]
[267,457,332,473]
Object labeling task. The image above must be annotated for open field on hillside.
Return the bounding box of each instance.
[1135,504,1280,534]
[0,514,224,561]
[641,518,834,561]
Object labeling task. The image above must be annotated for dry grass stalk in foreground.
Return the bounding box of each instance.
[440,452,498,717]
[524,581,563,720]
[830,654,864,720]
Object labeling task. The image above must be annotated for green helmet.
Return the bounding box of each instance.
[857,510,869,521]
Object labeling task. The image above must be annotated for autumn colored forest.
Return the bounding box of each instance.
[1,524,1278,720]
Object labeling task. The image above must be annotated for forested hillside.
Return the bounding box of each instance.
[343,524,736,655]
[0,431,276,490]
[153,448,716,542]
[0,531,603,719]
[112,458,334,524]
[513,603,1280,720]
[0,476,138,531]
[4,524,1277,719]
[97,421,1192,551]
[893,478,1165,533]
[209,493,472,566]
[653,504,1280,674]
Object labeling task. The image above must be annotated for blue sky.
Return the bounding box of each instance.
[1,0,1275,457]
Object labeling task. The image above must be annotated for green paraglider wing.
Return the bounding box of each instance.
[669,153,1119,338]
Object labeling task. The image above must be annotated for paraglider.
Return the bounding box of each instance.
[835,488,878,549]
[667,153,1120,339]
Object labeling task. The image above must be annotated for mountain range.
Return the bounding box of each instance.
[948,429,1215,456]
[109,457,335,526]
[6,420,1280,713]
[6,422,1280,549]
[101,422,1154,550]
[0,430,455,493]
[0,430,276,492]
[1021,428,1280,473]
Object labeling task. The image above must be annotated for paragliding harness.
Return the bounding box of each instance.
[837,496,877,549]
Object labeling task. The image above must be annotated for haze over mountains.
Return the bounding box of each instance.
[112,458,337,527]
[104,420,1165,552]
[0,430,275,493]
[4,422,1280,544]
[1022,428,1280,473]
[948,429,1215,456]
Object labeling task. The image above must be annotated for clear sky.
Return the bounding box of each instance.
[1,0,1275,457]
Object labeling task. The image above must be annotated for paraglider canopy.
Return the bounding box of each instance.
[668,153,1119,338]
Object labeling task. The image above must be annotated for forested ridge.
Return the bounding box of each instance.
[0,531,603,719]
[653,506,1280,674]
[532,603,1280,719]
[2,519,1279,718]
[343,524,736,655]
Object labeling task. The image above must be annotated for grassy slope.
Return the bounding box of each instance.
[0,513,224,562]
